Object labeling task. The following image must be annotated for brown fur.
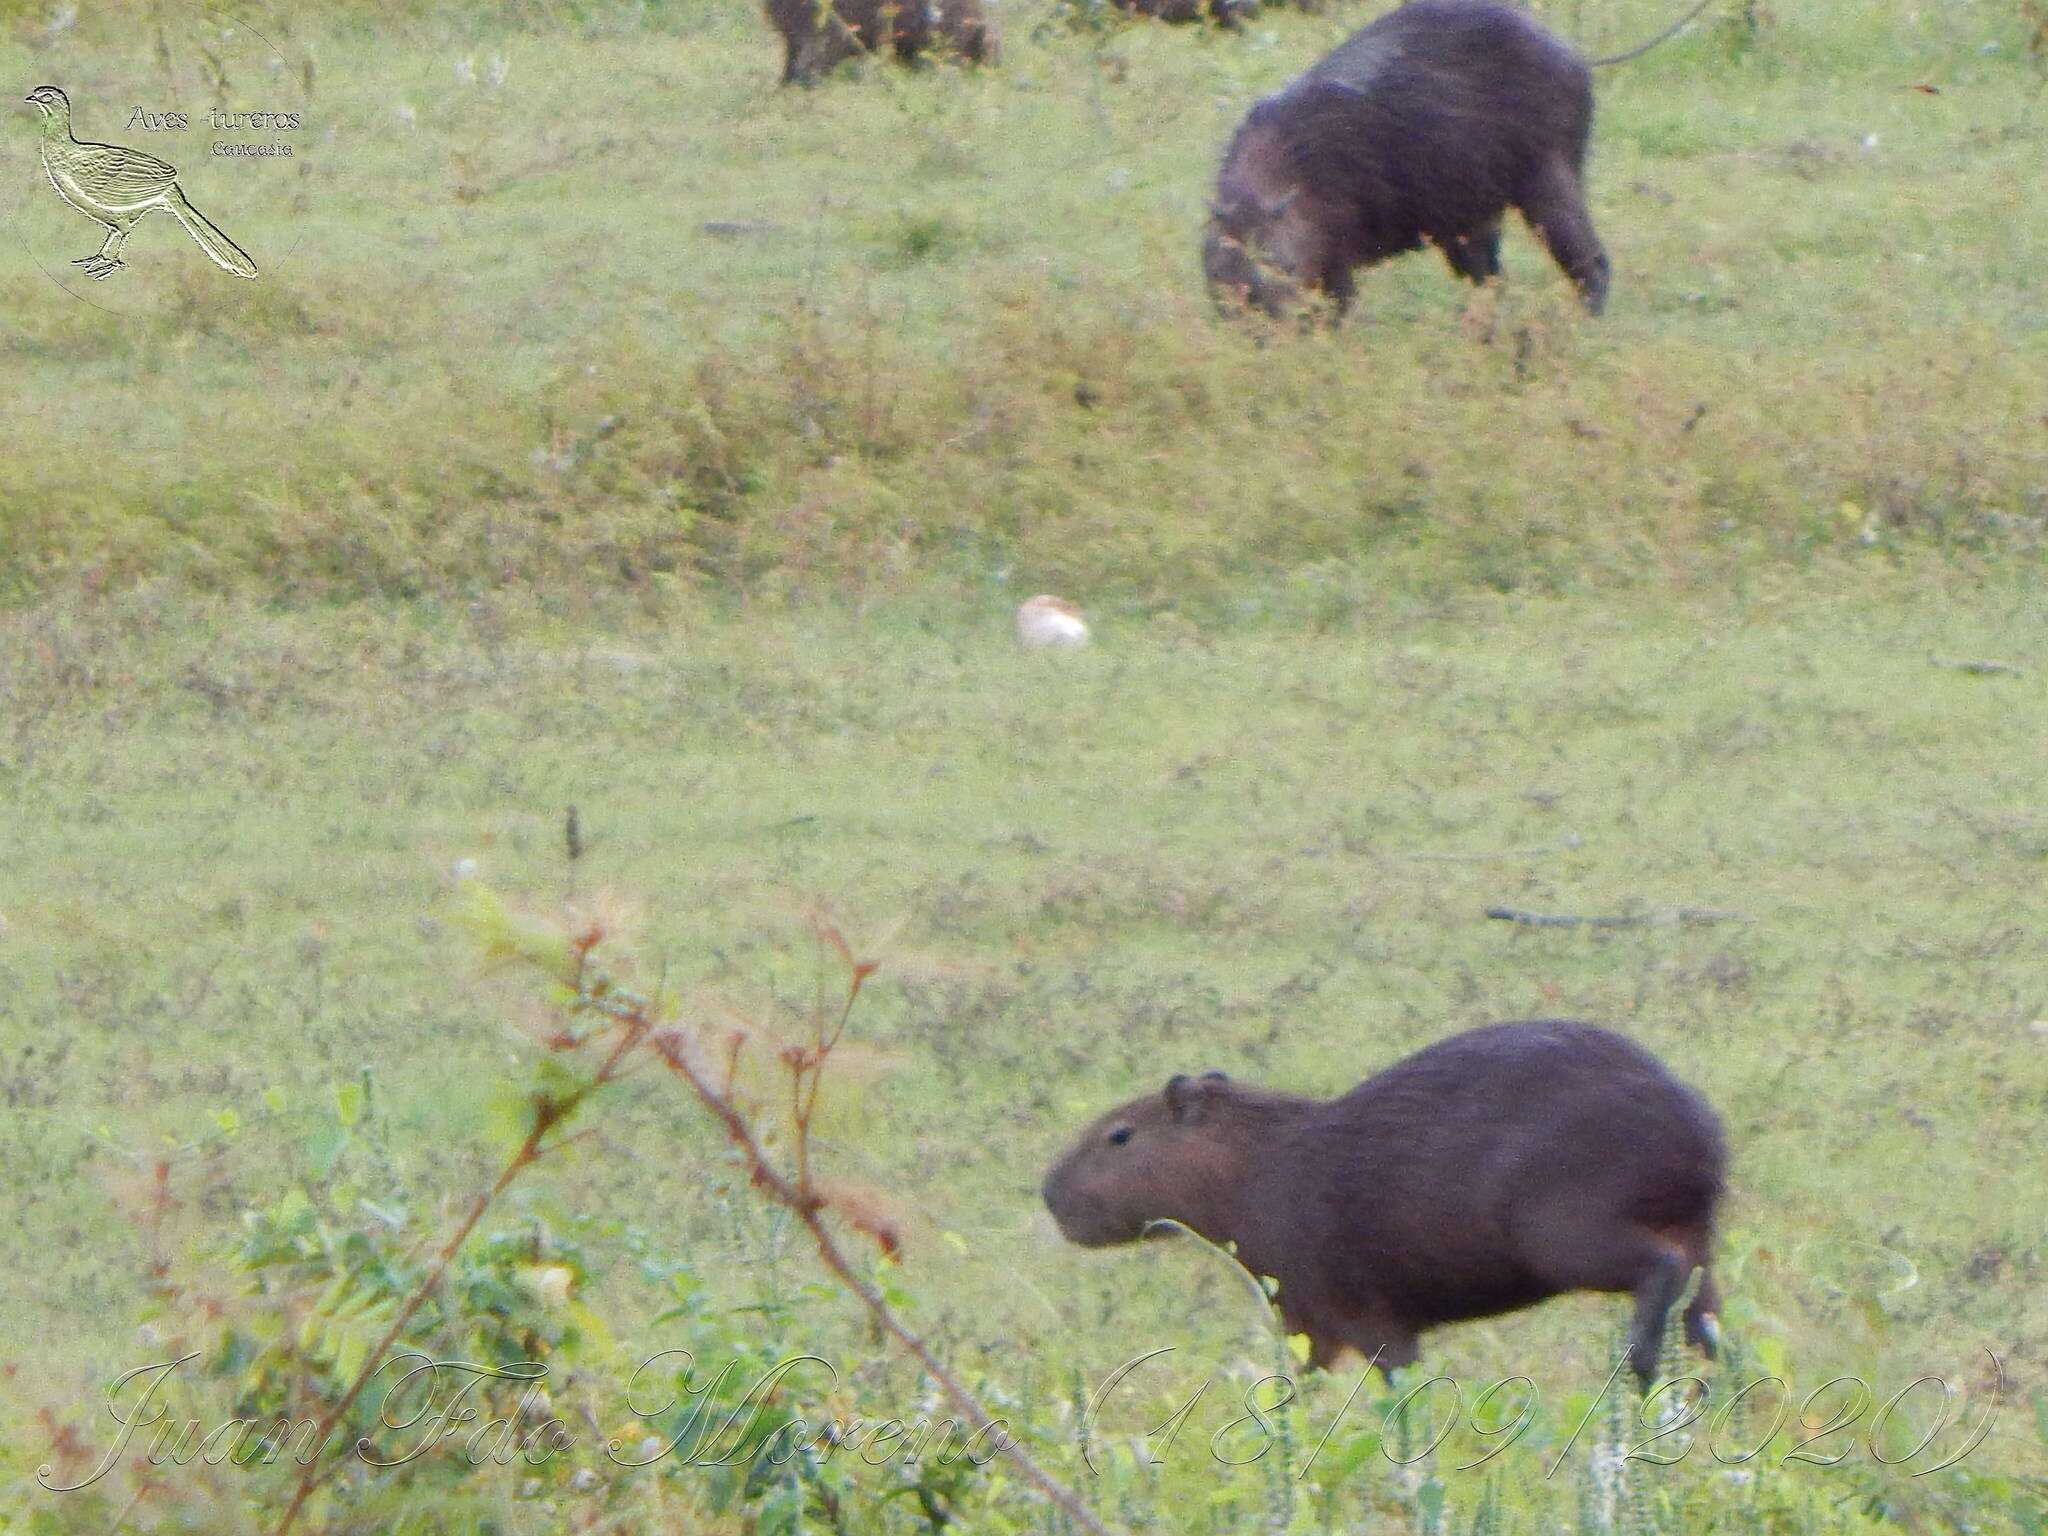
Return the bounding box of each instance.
[1042,1021,1726,1386]
[763,0,994,86]
[1118,0,1330,22]
[1203,0,1610,320]
[1116,0,1257,27]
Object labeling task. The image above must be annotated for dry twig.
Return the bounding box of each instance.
[1484,905,1746,928]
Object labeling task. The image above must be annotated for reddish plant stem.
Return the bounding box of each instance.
[648,1029,1112,1536]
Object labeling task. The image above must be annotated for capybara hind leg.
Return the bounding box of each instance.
[1441,219,1503,286]
[1683,1266,1722,1358]
[1625,1244,1692,1389]
[1518,158,1609,314]
[1513,1210,1691,1386]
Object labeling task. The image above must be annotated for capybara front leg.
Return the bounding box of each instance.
[1441,218,1503,286]
[1519,158,1609,314]
[1319,261,1357,322]
[1331,1320,1418,1381]
[786,26,848,85]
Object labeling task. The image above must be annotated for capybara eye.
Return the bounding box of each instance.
[1108,1126,1134,1146]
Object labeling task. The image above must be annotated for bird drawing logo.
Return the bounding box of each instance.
[24,85,258,281]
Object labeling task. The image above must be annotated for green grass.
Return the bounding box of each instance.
[2,0,2046,1528]
[0,0,2042,608]
[2,574,2044,1528]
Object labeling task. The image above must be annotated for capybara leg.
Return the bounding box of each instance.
[1302,1316,1415,1377]
[1518,158,1609,314]
[1513,1208,1690,1387]
[1304,1333,1342,1372]
[1363,1330,1420,1381]
[891,4,927,64]
[786,33,829,84]
[1625,1243,1692,1389]
[787,15,858,85]
[1441,219,1503,286]
[1683,1266,1722,1359]
[1320,261,1357,321]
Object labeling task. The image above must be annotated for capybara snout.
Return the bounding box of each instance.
[1041,1070,1248,1245]
[1044,1022,1727,1387]
[1202,202,1306,318]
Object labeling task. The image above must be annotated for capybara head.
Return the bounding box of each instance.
[1041,1071,1251,1246]
[1202,190,1306,318]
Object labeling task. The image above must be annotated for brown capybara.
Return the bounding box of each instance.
[1115,0,1257,28]
[1042,1021,1727,1387]
[763,0,994,86]
[1203,0,1614,318]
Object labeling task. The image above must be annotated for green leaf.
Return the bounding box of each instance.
[455,881,576,980]
[1329,1431,1380,1482]
[482,1080,537,1153]
[1415,1477,1446,1523]
[305,1123,347,1177]
[275,1187,314,1232]
[1753,1335,1789,1379]
[357,1198,406,1230]
[332,1325,369,1387]
[335,1079,365,1128]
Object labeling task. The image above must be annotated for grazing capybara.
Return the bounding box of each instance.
[1115,0,1257,28]
[1042,1021,1727,1387]
[764,0,994,86]
[1203,0,1613,318]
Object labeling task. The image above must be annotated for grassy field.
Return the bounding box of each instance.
[0,0,2043,609]
[4,574,2046,1530]
[2,0,2046,1530]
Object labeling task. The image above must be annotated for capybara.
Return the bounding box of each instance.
[763,0,994,86]
[1042,1021,1727,1386]
[1115,0,1258,28]
[1203,0,1612,318]
[1112,0,1335,24]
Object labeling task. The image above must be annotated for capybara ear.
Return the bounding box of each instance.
[1165,1072,1222,1123]
[1201,1069,1229,1083]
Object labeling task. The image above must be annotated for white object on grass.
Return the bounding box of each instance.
[1017,594,1090,649]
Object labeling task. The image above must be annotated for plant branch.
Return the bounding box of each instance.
[271,980,647,1536]
[1485,905,1746,928]
[647,1028,1113,1536]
